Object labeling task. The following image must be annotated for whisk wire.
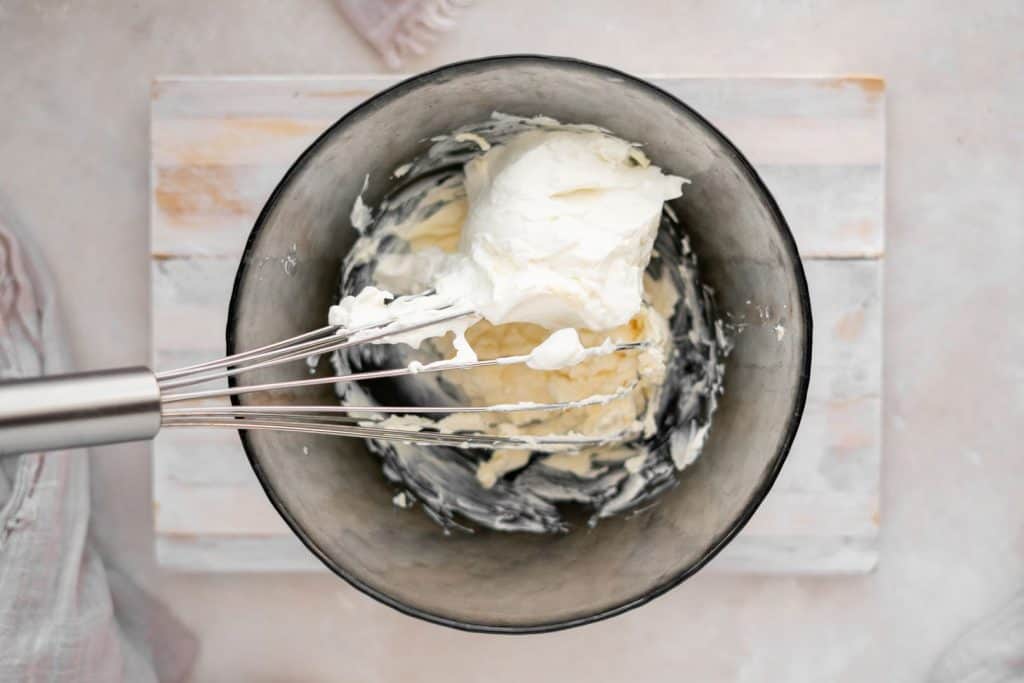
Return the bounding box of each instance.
[154,324,340,382]
[157,306,475,391]
[159,342,645,404]
[156,301,649,449]
[159,417,639,451]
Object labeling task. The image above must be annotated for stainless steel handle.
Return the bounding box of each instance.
[0,367,161,455]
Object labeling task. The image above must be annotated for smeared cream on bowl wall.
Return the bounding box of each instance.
[330,114,726,533]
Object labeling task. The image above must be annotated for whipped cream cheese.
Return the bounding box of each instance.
[435,130,687,330]
[329,113,725,533]
[328,286,478,363]
[331,129,686,343]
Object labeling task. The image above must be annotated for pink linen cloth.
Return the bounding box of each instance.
[0,213,195,682]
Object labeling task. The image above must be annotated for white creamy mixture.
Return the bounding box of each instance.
[436,130,686,330]
[331,130,685,361]
[330,114,724,533]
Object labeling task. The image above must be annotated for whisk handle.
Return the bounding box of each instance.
[0,367,161,455]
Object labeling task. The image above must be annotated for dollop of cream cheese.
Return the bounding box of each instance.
[331,128,686,367]
[435,130,686,331]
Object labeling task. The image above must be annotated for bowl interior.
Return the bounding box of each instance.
[228,56,811,631]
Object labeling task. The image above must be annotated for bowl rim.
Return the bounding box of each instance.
[226,53,813,634]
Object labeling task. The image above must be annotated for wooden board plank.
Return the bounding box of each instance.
[151,76,885,574]
[151,75,883,120]
[151,115,881,168]
[156,533,322,572]
[151,76,884,258]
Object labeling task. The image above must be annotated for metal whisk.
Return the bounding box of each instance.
[0,303,645,456]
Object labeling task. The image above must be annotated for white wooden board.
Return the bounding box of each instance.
[151,76,885,573]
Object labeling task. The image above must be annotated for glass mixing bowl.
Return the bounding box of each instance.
[226,55,812,632]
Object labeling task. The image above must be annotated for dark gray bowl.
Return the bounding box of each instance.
[226,55,811,632]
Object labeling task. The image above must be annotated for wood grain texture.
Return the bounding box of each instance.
[150,76,885,574]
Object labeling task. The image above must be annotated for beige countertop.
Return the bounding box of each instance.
[1,1,1021,681]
